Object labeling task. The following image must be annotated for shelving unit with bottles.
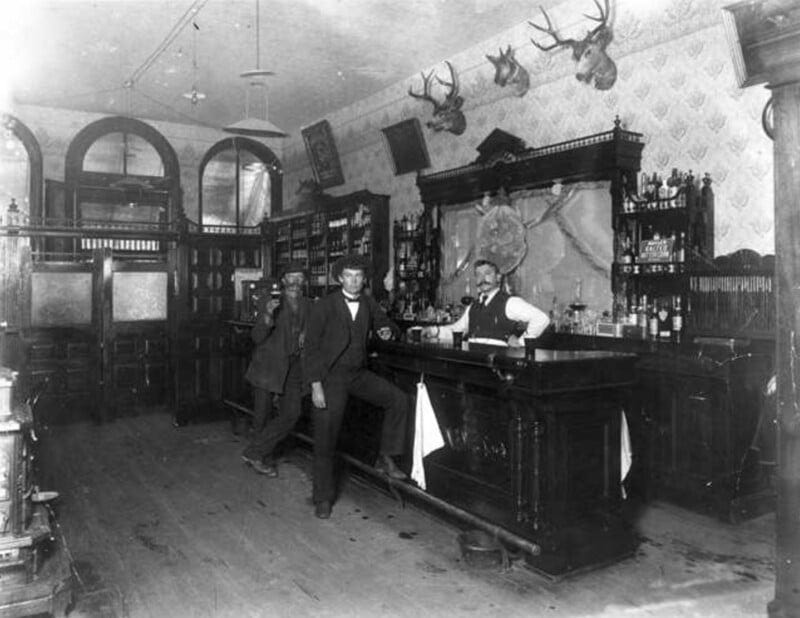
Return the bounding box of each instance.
[392,207,440,319]
[612,170,714,341]
[269,190,389,300]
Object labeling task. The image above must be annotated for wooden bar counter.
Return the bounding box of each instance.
[350,340,638,580]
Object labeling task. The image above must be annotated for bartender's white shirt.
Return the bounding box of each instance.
[435,288,549,345]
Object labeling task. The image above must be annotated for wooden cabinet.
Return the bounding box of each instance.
[639,343,774,522]
[552,333,775,522]
[269,190,390,301]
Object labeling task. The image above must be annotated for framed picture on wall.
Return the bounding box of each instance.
[381,118,430,176]
[301,119,345,189]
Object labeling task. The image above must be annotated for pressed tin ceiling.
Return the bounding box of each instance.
[3,0,560,136]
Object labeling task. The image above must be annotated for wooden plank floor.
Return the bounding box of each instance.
[34,412,774,618]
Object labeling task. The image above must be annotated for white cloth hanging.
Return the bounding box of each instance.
[411,376,445,490]
[620,410,633,499]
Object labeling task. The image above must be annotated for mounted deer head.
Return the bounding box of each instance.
[529,0,617,91]
[408,61,467,136]
[486,45,530,97]
[295,178,322,197]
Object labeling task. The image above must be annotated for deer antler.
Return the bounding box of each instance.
[434,61,463,109]
[529,7,580,52]
[408,70,439,107]
[583,0,611,41]
[408,61,468,135]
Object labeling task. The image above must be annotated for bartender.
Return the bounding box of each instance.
[423,258,549,347]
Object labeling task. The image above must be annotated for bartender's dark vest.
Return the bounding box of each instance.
[468,290,517,341]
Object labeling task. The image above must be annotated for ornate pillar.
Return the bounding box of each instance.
[723,3,800,615]
[770,80,800,618]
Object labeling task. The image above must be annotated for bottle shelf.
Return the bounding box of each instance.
[267,191,389,299]
[622,193,688,215]
[613,169,714,336]
[615,262,688,275]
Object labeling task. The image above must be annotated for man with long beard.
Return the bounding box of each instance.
[241,263,311,478]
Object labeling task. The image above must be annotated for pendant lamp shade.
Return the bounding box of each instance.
[223,1,288,138]
[223,117,288,138]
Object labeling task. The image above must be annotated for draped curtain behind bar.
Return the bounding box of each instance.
[438,181,613,319]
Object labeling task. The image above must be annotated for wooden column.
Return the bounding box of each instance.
[722,4,800,613]
[769,82,800,618]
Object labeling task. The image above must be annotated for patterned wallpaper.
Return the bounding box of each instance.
[282,0,774,258]
[7,0,774,260]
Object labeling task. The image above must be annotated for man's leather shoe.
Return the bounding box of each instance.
[242,455,278,477]
[375,454,408,480]
[314,501,332,519]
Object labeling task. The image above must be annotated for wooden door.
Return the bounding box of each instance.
[25,249,173,424]
[26,255,102,425]
[104,257,172,417]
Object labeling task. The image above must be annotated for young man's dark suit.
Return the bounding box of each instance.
[303,289,408,506]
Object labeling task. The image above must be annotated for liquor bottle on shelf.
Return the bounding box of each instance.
[666,168,680,198]
[642,173,653,201]
[397,243,407,278]
[627,294,638,326]
[637,294,648,336]
[648,302,659,339]
[620,234,633,271]
[657,301,672,339]
[671,295,683,343]
[677,231,685,263]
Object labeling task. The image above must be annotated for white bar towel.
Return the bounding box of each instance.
[621,410,633,498]
[411,378,445,490]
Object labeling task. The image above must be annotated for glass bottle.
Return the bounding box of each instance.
[671,295,683,344]
[648,302,659,339]
[627,294,638,325]
[621,234,633,266]
[6,198,19,227]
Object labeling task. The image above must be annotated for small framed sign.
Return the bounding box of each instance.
[302,119,345,189]
[381,118,430,175]
[639,238,674,263]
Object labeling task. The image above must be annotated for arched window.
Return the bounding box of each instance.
[83,131,163,177]
[0,114,42,224]
[64,116,181,227]
[61,116,180,256]
[199,137,282,232]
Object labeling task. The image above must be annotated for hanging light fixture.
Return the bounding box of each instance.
[182,21,207,105]
[223,0,288,138]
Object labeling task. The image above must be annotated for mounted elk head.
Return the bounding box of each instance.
[529,0,617,91]
[486,45,530,97]
[408,61,467,135]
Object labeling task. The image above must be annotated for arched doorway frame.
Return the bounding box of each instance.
[1,113,43,221]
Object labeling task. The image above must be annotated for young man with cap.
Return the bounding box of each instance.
[425,258,549,346]
[304,254,409,519]
[241,262,311,477]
